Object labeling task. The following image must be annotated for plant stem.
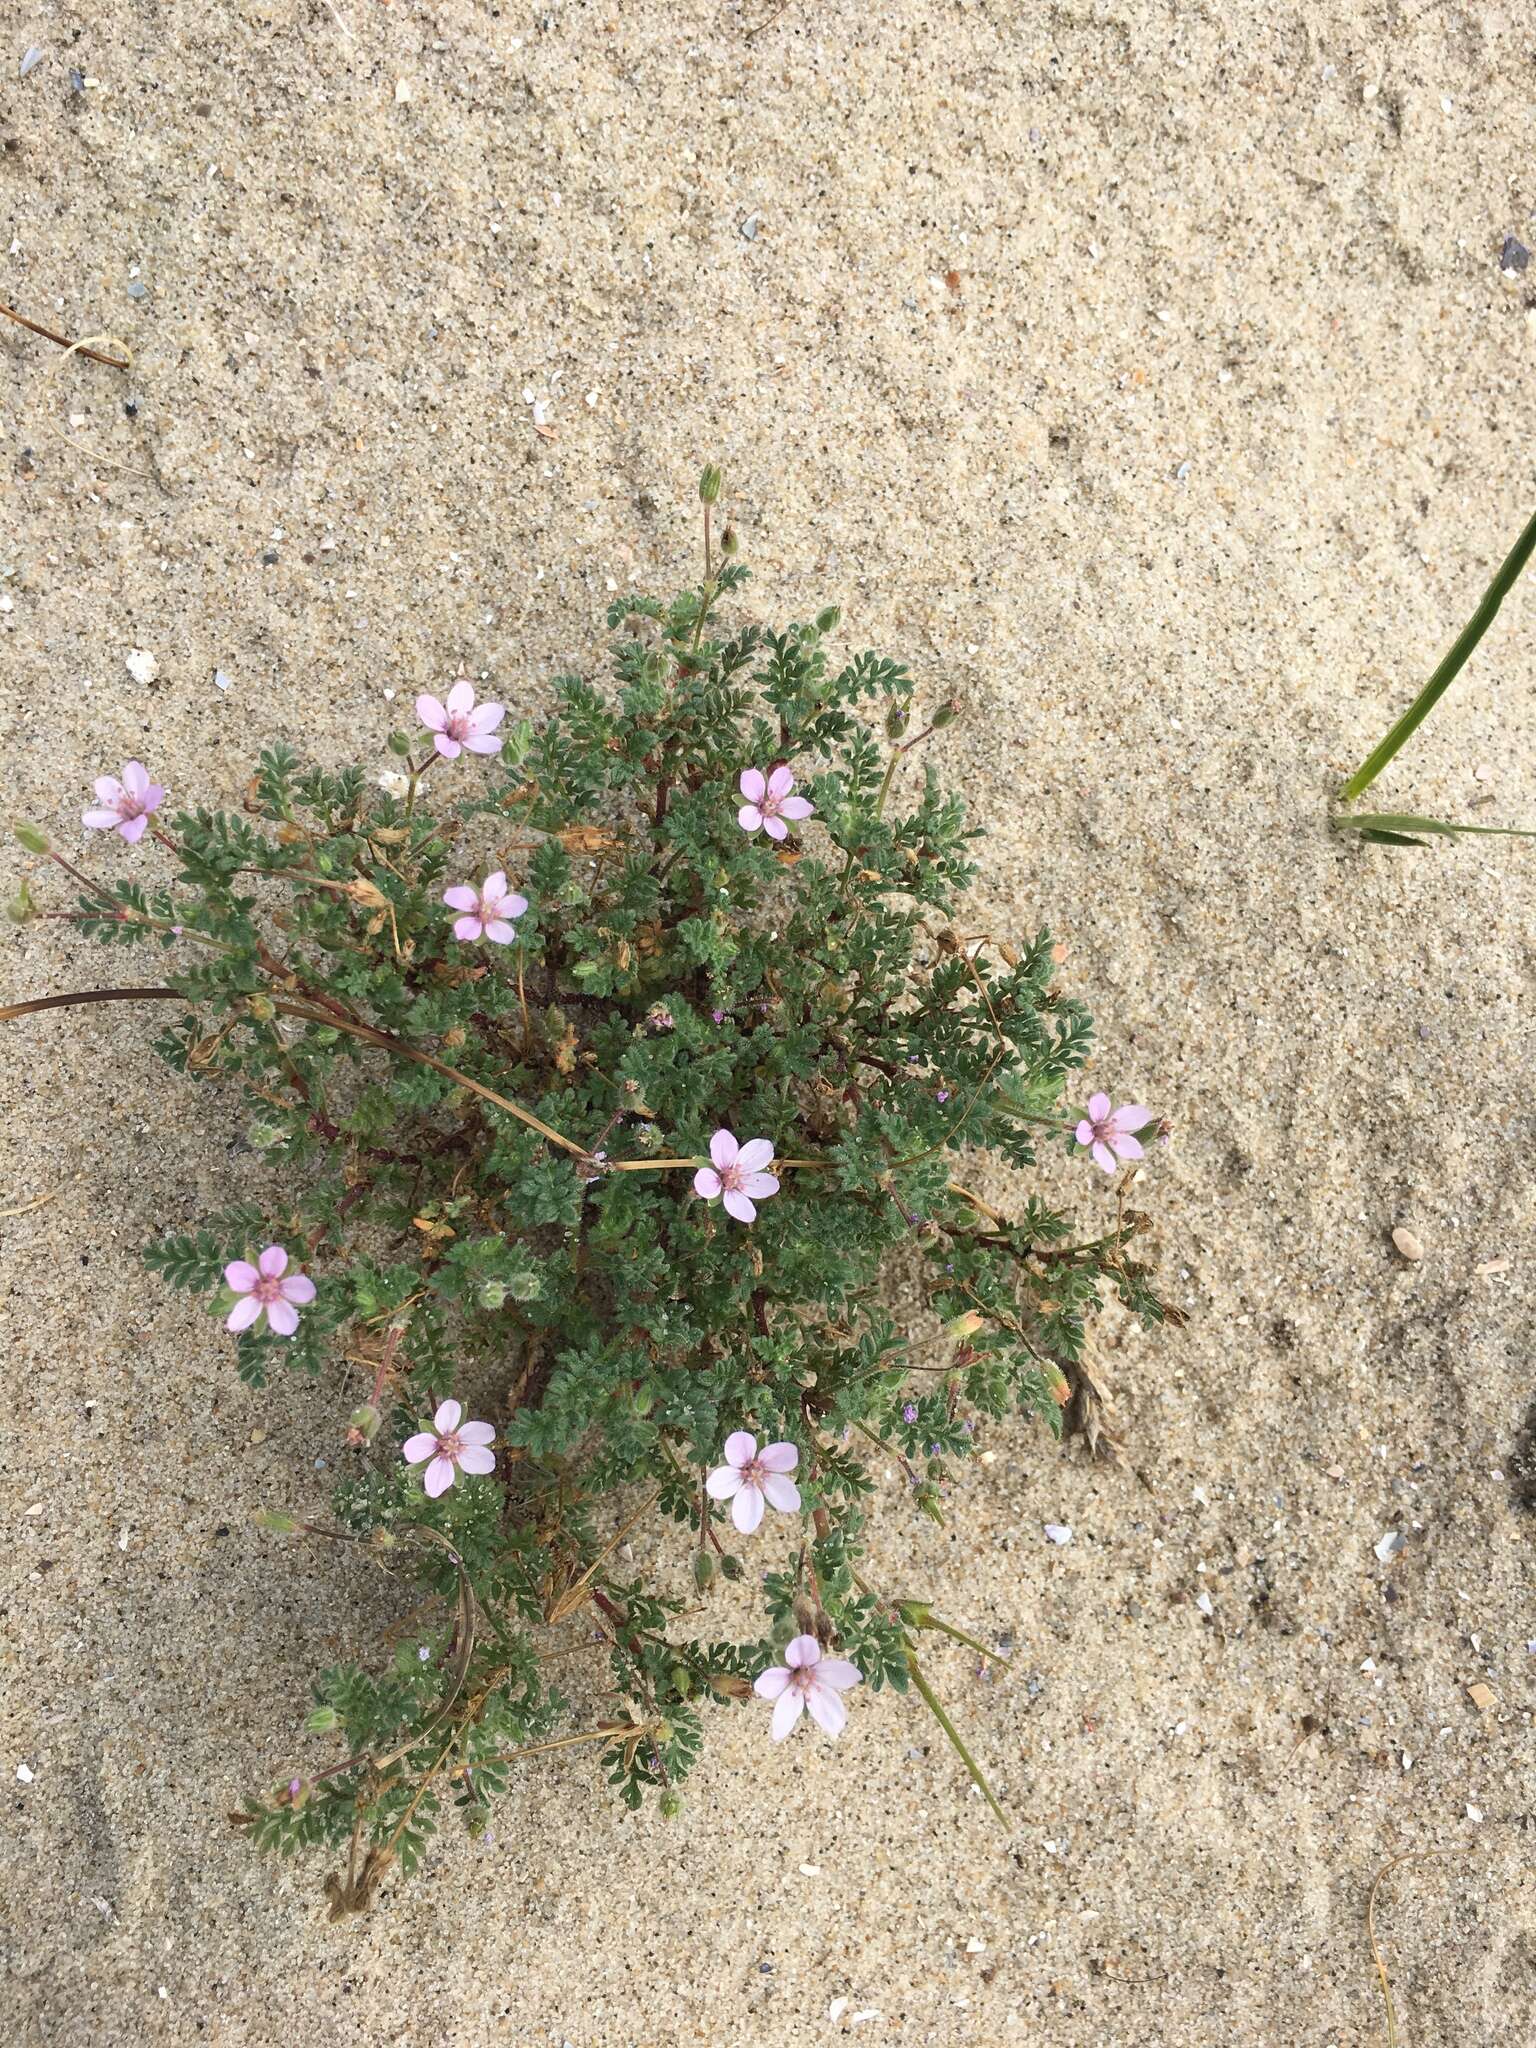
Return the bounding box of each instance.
[1339,503,1536,802]
[904,1648,1009,1830]
[0,986,183,1024]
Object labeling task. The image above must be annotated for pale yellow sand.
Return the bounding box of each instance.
[3,4,1534,2043]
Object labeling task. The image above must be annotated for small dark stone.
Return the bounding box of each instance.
[69,68,85,92]
[123,399,138,418]
[1500,235,1530,274]
[261,549,279,565]
[215,1523,230,1537]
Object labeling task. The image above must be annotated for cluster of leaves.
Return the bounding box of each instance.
[24,490,1172,1911]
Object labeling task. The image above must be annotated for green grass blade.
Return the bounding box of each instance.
[1330,811,1536,840]
[1338,504,1536,802]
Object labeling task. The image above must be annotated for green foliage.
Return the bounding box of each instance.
[28,501,1171,1911]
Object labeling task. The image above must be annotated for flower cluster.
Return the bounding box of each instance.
[13,483,1172,1907]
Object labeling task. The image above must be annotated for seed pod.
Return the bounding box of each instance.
[693,1551,716,1592]
[698,463,723,505]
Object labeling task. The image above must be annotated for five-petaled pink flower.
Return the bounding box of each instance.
[402,1399,497,1498]
[82,761,165,844]
[706,1431,800,1534]
[693,1128,779,1224]
[754,1634,862,1742]
[224,1244,317,1338]
[443,871,528,944]
[1075,1092,1153,1174]
[414,680,506,760]
[737,765,814,842]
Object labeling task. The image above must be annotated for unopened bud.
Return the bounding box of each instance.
[698,463,723,505]
[947,1310,986,1339]
[659,1787,685,1819]
[304,1705,339,1733]
[631,1386,655,1416]
[478,1279,508,1311]
[279,1775,310,1811]
[254,1508,299,1534]
[14,821,50,855]
[246,993,276,1022]
[718,1552,744,1582]
[387,730,412,758]
[347,1404,381,1443]
[885,703,910,739]
[669,1664,693,1698]
[507,1267,541,1302]
[692,1550,716,1591]
[815,605,841,634]
[720,525,740,557]
[916,1482,947,1526]
[930,698,958,729]
[6,882,38,924]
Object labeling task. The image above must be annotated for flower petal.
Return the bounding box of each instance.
[762,814,788,842]
[1086,1092,1111,1123]
[740,1172,779,1201]
[451,915,484,941]
[93,776,124,805]
[457,1444,496,1475]
[142,784,166,814]
[766,765,794,801]
[266,1296,299,1337]
[778,795,814,821]
[709,1129,739,1172]
[433,1399,463,1435]
[757,1441,798,1473]
[1074,1119,1096,1147]
[423,1455,456,1498]
[463,731,504,754]
[736,1138,774,1173]
[770,1688,805,1741]
[784,1634,822,1669]
[737,804,764,833]
[118,814,149,843]
[415,694,447,731]
[483,871,507,899]
[722,1189,757,1224]
[466,702,505,734]
[732,1484,765,1534]
[739,768,766,805]
[693,1167,722,1199]
[402,1432,438,1465]
[1110,1133,1145,1162]
[82,808,121,831]
[445,679,475,716]
[753,1665,791,1700]
[804,1679,848,1738]
[224,1260,259,1292]
[761,1472,801,1514]
[705,1463,743,1500]
[1111,1104,1154,1133]
[1091,1141,1116,1173]
[442,885,478,912]
[280,1273,316,1305]
[723,1431,757,1467]
[121,761,150,799]
[457,1420,495,1448]
[815,1658,862,1692]
[225,1294,263,1332]
[434,733,462,760]
[482,920,517,944]
[258,1245,288,1279]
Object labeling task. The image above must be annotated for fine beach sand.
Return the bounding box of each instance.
[3,4,1534,2043]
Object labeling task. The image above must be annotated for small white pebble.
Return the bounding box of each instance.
[828,1997,848,2020]
[1392,1226,1424,1262]
[965,1936,985,1953]
[394,77,414,103]
[1441,95,1453,114]
[19,45,44,79]
[16,1763,35,1783]
[1375,1531,1404,1563]
[1196,1590,1214,1617]
[798,1863,821,1877]
[1467,1803,1483,1822]
[125,648,158,684]
[1043,1523,1073,1545]
[213,668,233,692]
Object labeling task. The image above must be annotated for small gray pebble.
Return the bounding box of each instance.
[126,280,147,300]
[739,213,760,241]
[1499,235,1530,274]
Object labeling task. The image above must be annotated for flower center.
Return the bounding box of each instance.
[742,1455,765,1488]
[117,790,146,821]
[254,1273,284,1305]
[791,1667,815,1695]
[445,710,472,741]
[436,1430,464,1462]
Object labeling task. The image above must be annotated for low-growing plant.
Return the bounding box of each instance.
[5,474,1174,1914]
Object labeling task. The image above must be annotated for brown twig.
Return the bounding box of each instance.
[0,301,129,371]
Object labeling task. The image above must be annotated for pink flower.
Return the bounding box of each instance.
[693,1128,779,1224]
[415,680,506,760]
[442,870,528,943]
[1075,1092,1154,1174]
[753,1634,862,1742]
[737,765,814,842]
[82,761,166,843]
[705,1431,800,1534]
[402,1399,497,1498]
[224,1244,317,1338]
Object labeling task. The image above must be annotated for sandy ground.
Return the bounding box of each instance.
[3,2,1535,2042]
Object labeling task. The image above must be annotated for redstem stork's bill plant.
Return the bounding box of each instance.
[4,473,1176,1916]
